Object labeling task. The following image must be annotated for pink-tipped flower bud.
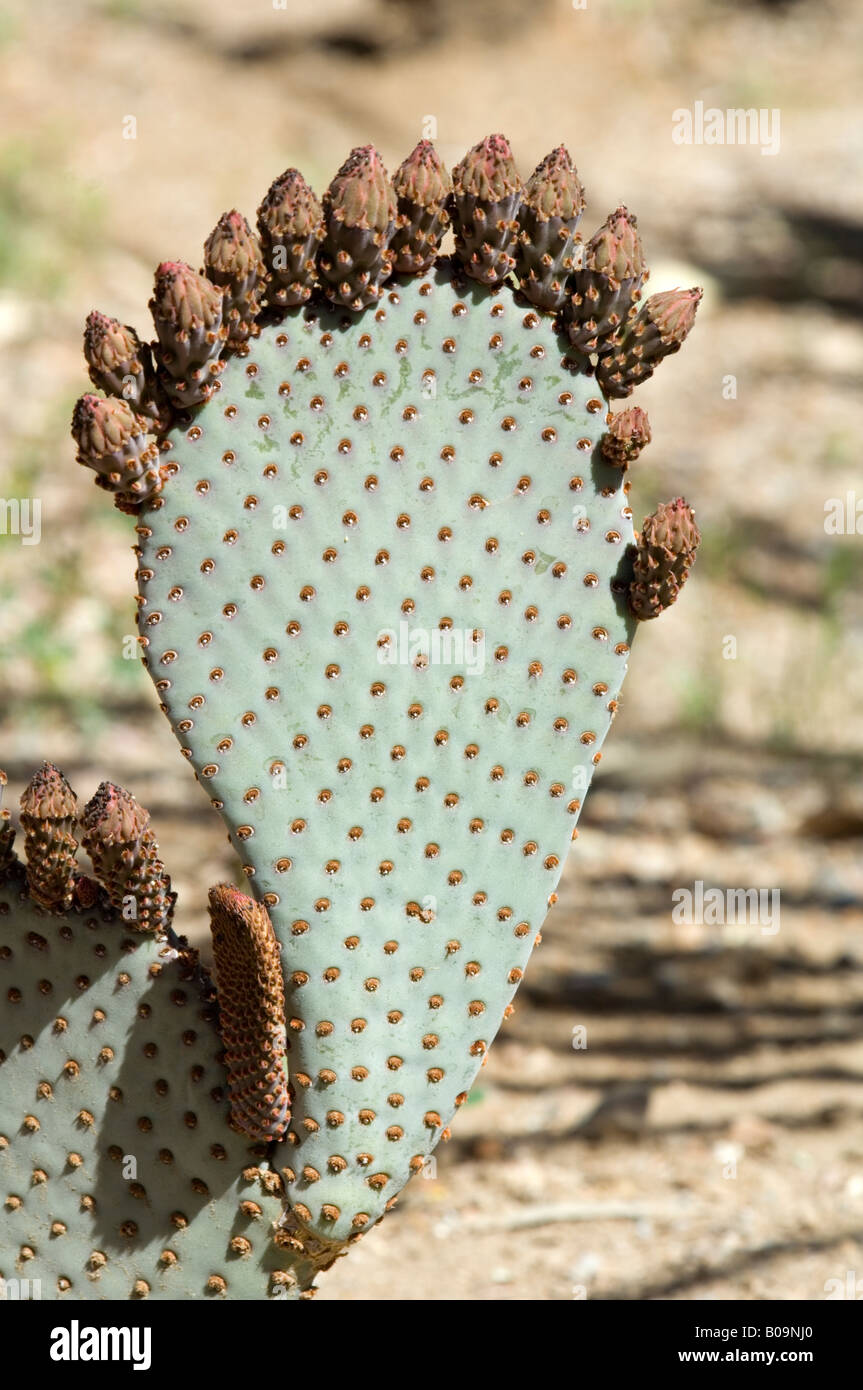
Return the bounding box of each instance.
[149,261,227,403]
[81,781,174,933]
[257,168,324,307]
[516,144,584,310]
[586,205,645,283]
[452,133,523,287]
[597,286,703,398]
[319,145,397,311]
[453,133,522,205]
[601,406,652,467]
[203,210,265,346]
[524,145,584,224]
[71,394,161,509]
[19,762,79,911]
[326,145,397,234]
[565,205,647,354]
[629,497,701,620]
[390,140,452,273]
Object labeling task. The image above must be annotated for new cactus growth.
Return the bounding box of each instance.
[319,146,397,311]
[0,769,332,1299]
[452,133,523,286]
[564,205,646,355]
[257,169,325,309]
[597,286,703,398]
[3,132,703,1299]
[629,497,701,620]
[390,140,452,274]
[516,145,584,311]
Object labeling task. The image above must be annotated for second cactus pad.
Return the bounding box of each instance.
[135,263,637,1242]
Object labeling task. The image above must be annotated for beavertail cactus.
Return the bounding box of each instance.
[597,286,703,398]
[452,133,523,286]
[2,132,703,1299]
[319,146,397,311]
[516,145,584,311]
[564,205,646,355]
[257,169,325,309]
[628,497,701,620]
[0,769,329,1299]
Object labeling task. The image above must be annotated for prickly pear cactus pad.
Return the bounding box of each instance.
[67,135,703,1267]
[134,282,637,1243]
[0,769,332,1300]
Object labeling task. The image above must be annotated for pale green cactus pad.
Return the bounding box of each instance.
[24,131,703,1295]
[134,267,638,1242]
[0,789,335,1301]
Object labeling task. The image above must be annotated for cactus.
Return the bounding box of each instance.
[319,146,397,311]
[257,169,325,310]
[628,498,701,620]
[2,133,703,1299]
[452,133,523,286]
[516,145,584,311]
[563,205,646,355]
[597,286,703,398]
[390,140,452,274]
[0,769,332,1299]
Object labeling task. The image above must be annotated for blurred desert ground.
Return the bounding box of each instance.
[1,0,863,1300]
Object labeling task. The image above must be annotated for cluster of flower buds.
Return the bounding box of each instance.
[70,133,703,519]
